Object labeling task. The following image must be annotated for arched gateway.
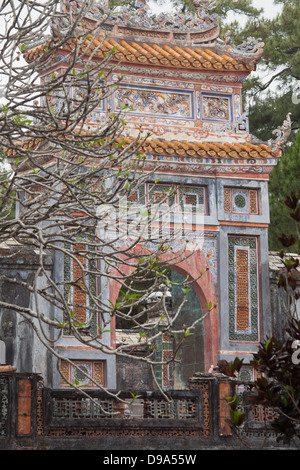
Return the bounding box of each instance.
[15,0,291,390]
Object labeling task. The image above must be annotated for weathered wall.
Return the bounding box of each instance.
[116,352,154,391]
[0,246,54,385]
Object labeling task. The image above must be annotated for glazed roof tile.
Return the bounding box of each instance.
[6,136,276,161]
[115,138,276,159]
[24,36,255,72]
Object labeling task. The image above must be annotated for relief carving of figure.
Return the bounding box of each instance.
[116,88,191,118]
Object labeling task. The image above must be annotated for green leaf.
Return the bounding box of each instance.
[230,409,245,427]
[130,392,142,400]
[184,329,193,337]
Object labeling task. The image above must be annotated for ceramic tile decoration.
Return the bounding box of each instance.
[60,360,105,388]
[202,94,232,122]
[228,236,259,342]
[114,86,193,119]
[224,188,259,215]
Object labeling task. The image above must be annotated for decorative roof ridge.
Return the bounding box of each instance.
[86,0,219,35]
[249,113,292,157]
[213,34,265,61]
[22,1,264,67]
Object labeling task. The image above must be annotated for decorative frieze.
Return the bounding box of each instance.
[113,85,194,119]
[115,66,242,83]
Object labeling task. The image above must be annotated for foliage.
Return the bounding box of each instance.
[250,332,300,442]
[242,0,300,140]
[226,394,245,427]
[268,132,300,252]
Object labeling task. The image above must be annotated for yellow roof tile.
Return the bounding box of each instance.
[24,36,253,72]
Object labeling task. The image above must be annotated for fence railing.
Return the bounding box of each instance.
[1,371,298,449]
[44,388,203,431]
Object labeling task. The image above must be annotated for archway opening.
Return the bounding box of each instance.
[115,267,205,390]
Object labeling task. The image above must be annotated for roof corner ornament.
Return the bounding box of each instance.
[268,113,292,155]
[236,36,265,56]
[216,34,264,60]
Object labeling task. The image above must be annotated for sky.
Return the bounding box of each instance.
[149,0,282,21]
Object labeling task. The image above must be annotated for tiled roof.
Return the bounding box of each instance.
[6,136,276,161]
[24,36,255,72]
[115,137,275,159]
[5,138,41,157]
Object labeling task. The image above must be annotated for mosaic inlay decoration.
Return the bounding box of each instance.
[154,331,174,391]
[114,86,193,119]
[202,94,232,122]
[147,184,176,207]
[179,186,206,214]
[0,376,9,437]
[64,238,97,336]
[147,184,206,214]
[224,188,259,215]
[60,360,105,388]
[126,184,145,205]
[228,236,259,342]
[238,366,254,382]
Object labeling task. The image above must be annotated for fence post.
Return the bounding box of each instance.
[189,372,236,439]
[17,378,32,436]
[218,378,232,436]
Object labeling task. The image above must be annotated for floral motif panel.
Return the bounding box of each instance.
[224,188,259,215]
